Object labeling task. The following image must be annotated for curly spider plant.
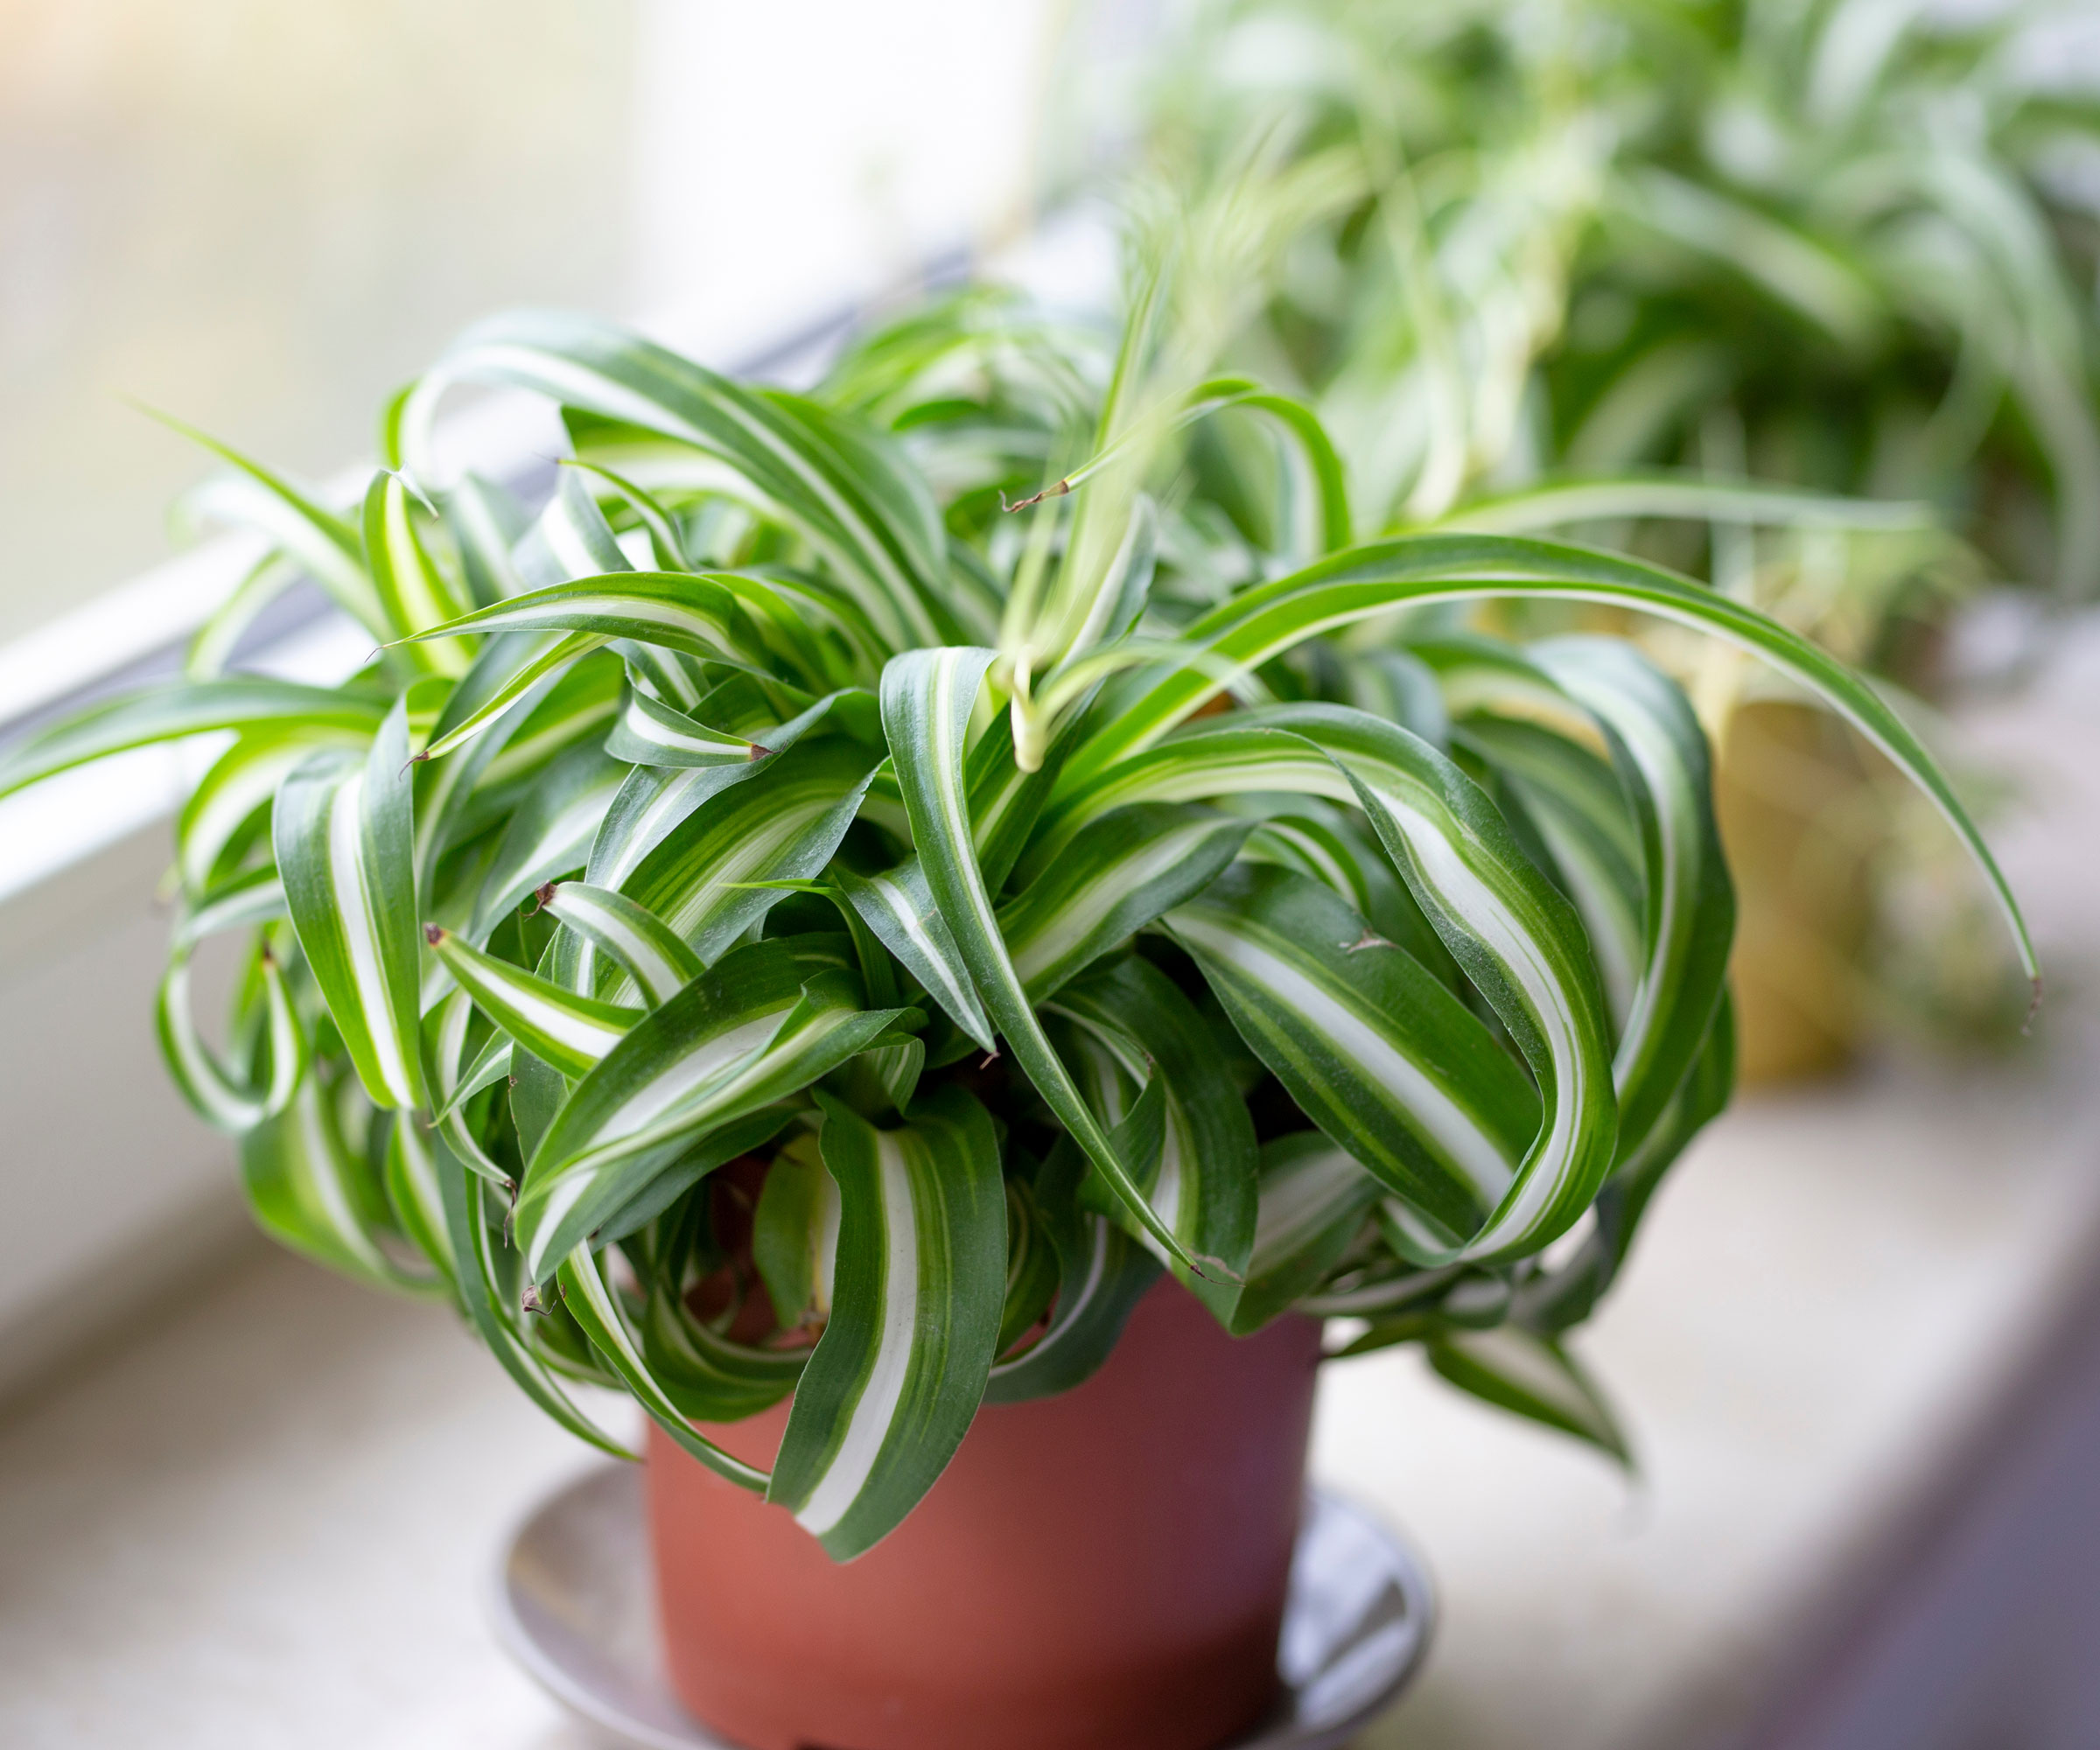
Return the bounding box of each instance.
[1136,0,2100,642]
[0,219,2030,1559]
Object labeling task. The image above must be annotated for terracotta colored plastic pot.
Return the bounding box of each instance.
[646,1278,1324,1750]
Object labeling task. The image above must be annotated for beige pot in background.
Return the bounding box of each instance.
[1715,700,1880,1088]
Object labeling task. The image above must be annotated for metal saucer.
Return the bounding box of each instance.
[489,1463,1435,1750]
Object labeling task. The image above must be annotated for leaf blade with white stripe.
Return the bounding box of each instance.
[766,1085,1006,1559]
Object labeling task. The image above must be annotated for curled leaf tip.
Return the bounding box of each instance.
[521,1282,550,1317]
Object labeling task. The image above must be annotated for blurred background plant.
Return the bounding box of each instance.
[1057,0,2098,1075]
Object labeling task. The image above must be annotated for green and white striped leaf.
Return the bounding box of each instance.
[1323,718,1621,1265]
[640,1284,808,1422]
[1231,1132,1383,1334]
[1420,630,1734,1158]
[538,882,703,1007]
[514,938,897,1281]
[879,647,1209,1277]
[0,679,388,801]
[424,925,640,1079]
[408,571,772,672]
[184,550,301,681]
[998,802,1251,1002]
[752,1134,839,1329]
[1045,953,1258,1318]
[433,1131,633,1456]
[163,411,385,635]
[444,472,530,606]
[766,1085,1006,1560]
[471,645,626,791]
[1052,699,1623,1264]
[984,1136,1163,1404]
[582,688,868,897]
[1345,648,1451,749]
[993,1177,1060,1359]
[1438,473,1936,536]
[411,633,576,903]
[242,1074,436,1296]
[1523,638,1734,1154]
[1190,376,1354,554]
[156,938,305,1133]
[514,466,634,588]
[362,471,472,667]
[1059,534,2034,985]
[422,988,514,1187]
[1452,711,1647,1027]
[835,860,995,1053]
[398,310,956,652]
[1520,996,1736,1335]
[177,727,365,896]
[382,1114,457,1289]
[612,737,881,967]
[1170,863,1540,1250]
[605,683,761,767]
[568,458,695,572]
[417,630,605,765]
[171,865,288,948]
[273,699,427,1110]
[470,742,626,941]
[556,1242,769,1489]
[1426,1326,1630,1465]
[594,1108,804,1246]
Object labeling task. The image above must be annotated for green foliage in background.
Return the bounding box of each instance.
[1138,0,2100,654]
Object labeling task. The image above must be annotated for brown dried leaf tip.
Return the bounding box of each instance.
[1000,479,1072,514]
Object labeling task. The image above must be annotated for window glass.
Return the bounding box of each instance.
[0,0,636,643]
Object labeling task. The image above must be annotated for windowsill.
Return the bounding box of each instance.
[3,665,2099,1747]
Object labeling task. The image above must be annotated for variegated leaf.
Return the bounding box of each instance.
[998,802,1250,1002]
[0,679,388,802]
[766,1085,1006,1559]
[424,925,640,1079]
[273,698,427,1110]
[1044,953,1258,1319]
[513,937,897,1282]
[242,1073,437,1297]
[538,881,703,1007]
[1230,1133,1382,1333]
[984,1136,1162,1404]
[433,1130,633,1456]
[879,647,1210,1276]
[556,1242,768,1488]
[1170,863,1539,1250]
[363,471,472,668]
